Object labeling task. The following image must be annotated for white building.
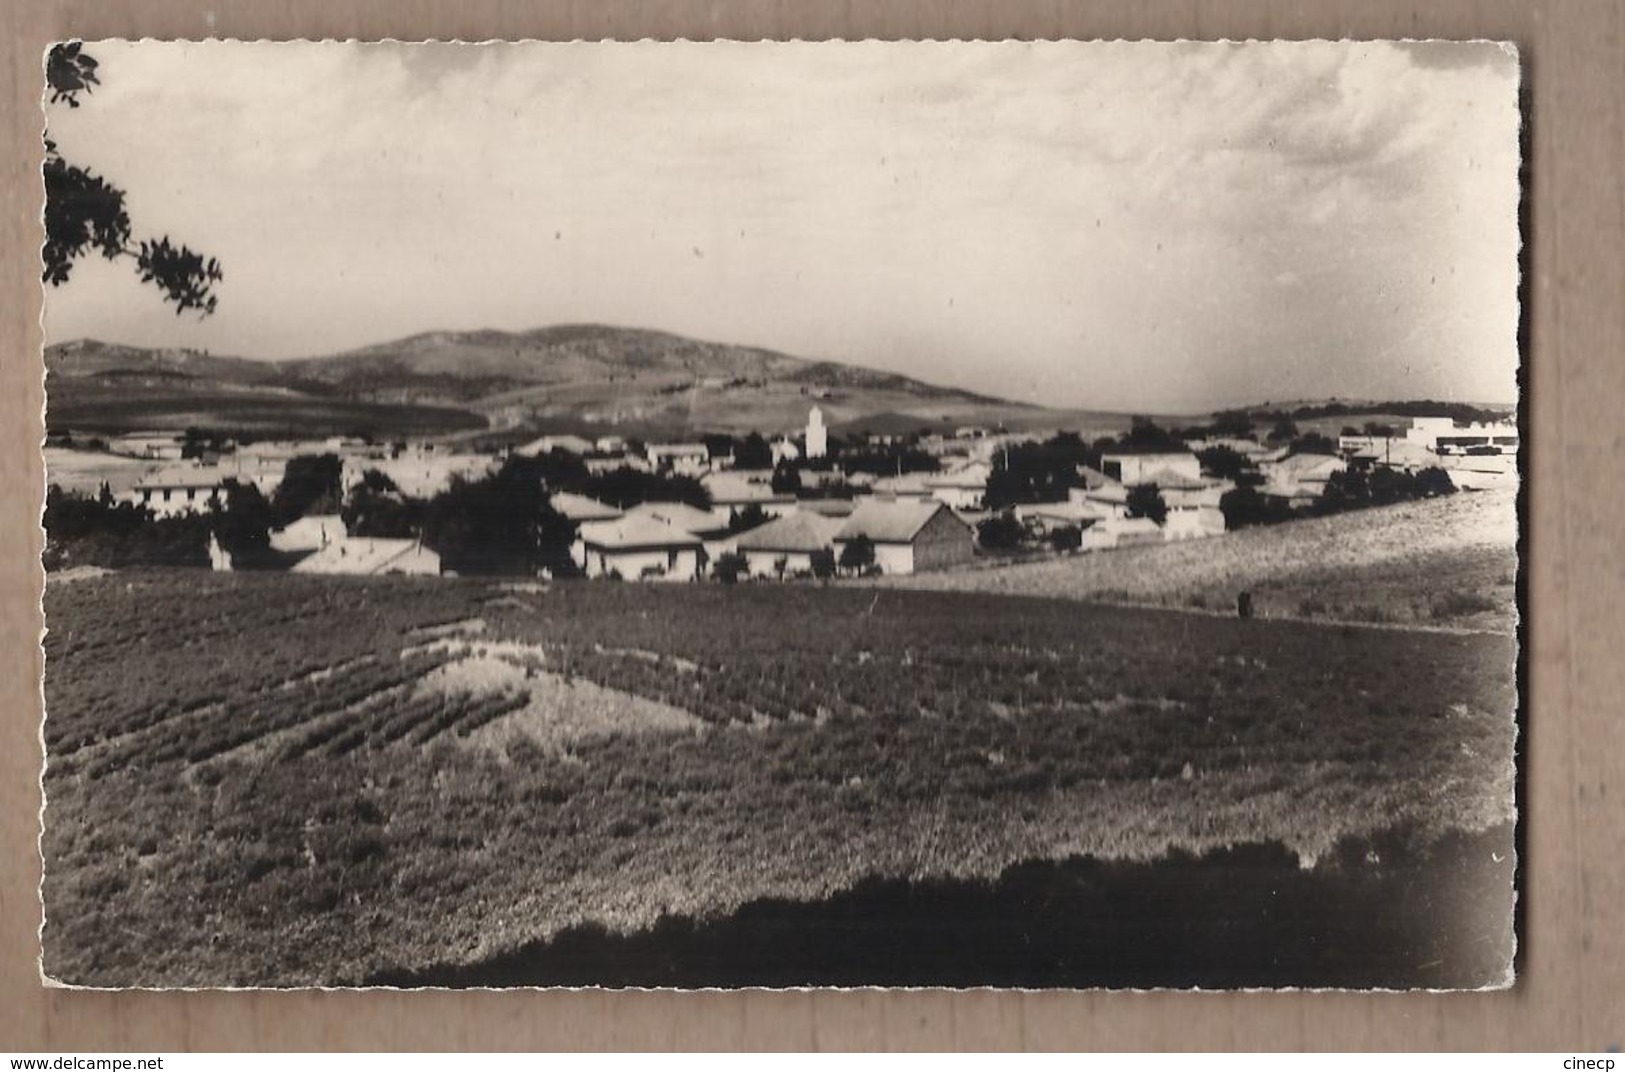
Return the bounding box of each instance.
[1405,416,1519,455]
[833,500,976,575]
[924,461,992,510]
[1100,451,1203,486]
[269,514,346,553]
[340,452,495,499]
[291,537,442,576]
[575,515,703,581]
[1014,500,1113,535]
[1081,516,1165,551]
[734,513,846,579]
[122,465,230,518]
[549,492,624,524]
[514,434,596,457]
[1260,453,1347,504]
[870,473,934,502]
[805,406,828,459]
[700,471,797,528]
[646,443,711,475]
[108,433,184,461]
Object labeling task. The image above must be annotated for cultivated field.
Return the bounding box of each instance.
[888,487,1519,633]
[41,572,1515,987]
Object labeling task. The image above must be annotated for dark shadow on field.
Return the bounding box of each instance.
[369,823,1514,990]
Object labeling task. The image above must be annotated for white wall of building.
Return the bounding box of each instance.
[1102,453,1202,486]
[583,546,701,581]
[806,406,828,459]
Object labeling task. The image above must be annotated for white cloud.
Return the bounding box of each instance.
[43,40,1520,411]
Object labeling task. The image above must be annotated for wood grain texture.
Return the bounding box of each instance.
[2,0,1619,1052]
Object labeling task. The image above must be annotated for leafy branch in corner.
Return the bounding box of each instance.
[42,42,223,316]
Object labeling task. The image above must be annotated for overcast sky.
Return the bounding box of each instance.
[42,40,1520,413]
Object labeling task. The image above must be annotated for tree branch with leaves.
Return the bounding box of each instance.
[42,42,224,316]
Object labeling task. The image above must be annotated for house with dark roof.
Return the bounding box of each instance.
[833,500,975,576]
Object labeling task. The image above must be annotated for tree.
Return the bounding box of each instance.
[43,43,224,315]
[976,513,1025,550]
[180,427,218,460]
[1195,445,1252,482]
[210,479,273,557]
[809,548,837,579]
[1289,432,1339,456]
[1049,525,1083,553]
[727,502,771,534]
[1267,417,1300,443]
[701,433,737,462]
[984,433,1099,509]
[837,444,940,478]
[1119,416,1185,452]
[770,461,802,495]
[421,459,576,575]
[1414,466,1457,498]
[41,484,210,569]
[1317,468,1371,514]
[1208,410,1256,438]
[838,535,876,575]
[712,551,748,584]
[1219,486,1293,530]
[733,432,773,470]
[343,469,420,538]
[1125,484,1168,525]
[270,454,344,526]
[580,467,710,511]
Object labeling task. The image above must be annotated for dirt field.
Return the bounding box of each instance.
[40,572,1516,987]
[885,488,1519,633]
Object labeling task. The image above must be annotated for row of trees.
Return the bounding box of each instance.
[44,447,731,576]
[1218,466,1456,530]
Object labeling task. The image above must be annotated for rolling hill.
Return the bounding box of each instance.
[44,325,1057,441]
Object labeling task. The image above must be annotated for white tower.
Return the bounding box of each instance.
[806,405,828,459]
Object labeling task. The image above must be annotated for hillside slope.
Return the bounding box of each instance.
[882,488,1519,634]
[45,325,1045,439]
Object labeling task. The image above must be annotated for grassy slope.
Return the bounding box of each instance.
[46,388,487,438]
[887,488,1519,633]
[41,573,1515,986]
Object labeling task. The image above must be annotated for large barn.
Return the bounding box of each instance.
[833,500,975,576]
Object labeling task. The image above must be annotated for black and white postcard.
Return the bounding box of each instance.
[38,39,1521,989]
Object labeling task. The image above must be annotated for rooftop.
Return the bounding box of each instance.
[735,513,846,554]
[836,500,964,544]
[291,538,434,575]
[578,514,704,551]
[549,491,624,522]
[134,465,232,490]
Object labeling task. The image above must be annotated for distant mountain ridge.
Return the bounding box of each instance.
[44,325,1044,440]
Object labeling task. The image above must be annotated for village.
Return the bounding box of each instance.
[42,403,1519,584]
